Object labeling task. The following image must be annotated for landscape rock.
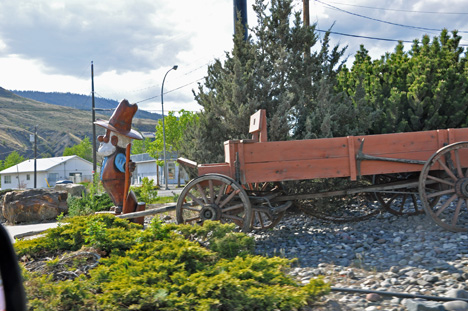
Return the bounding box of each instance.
[365,293,381,302]
[443,300,468,311]
[446,289,468,299]
[404,299,444,311]
[2,189,68,223]
[249,207,468,311]
[54,183,86,197]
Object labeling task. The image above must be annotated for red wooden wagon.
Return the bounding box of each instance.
[177,110,468,233]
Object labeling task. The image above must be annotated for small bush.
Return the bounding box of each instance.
[67,192,113,216]
[16,216,330,310]
[131,177,158,203]
[67,174,113,216]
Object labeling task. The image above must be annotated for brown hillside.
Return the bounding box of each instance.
[0,87,155,160]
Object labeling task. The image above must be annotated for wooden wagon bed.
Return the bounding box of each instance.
[177,110,468,233]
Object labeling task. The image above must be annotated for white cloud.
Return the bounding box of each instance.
[1,0,468,112]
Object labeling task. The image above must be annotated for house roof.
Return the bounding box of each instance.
[0,155,90,174]
[131,152,178,163]
[131,153,156,163]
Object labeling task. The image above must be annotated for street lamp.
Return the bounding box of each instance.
[161,65,178,190]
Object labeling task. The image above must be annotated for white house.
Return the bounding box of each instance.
[0,155,93,189]
[130,153,188,186]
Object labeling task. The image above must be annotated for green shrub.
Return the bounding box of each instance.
[130,177,158,203]
[67,191,113,216]
[66,173,113,216]
[15,214,141,258]
[17,216,330,310]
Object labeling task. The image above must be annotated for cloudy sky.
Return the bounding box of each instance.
[0,0,467,113]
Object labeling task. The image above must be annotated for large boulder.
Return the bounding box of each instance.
[2,189,68,223]
[54,183,86,197]
[0,190,13,223]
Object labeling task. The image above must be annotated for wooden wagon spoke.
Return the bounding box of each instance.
[182,206,203,213]
[219,189,241,208]
[437,158,458,181]
[209,180,214,203]
[221,203,245,213]
[176,174,252,232]
[426,174,455,187]
[450,199,463,226]
[372,174,424,216]
[256,211,265,228]
[222,214,244,222]
[454,149,464,178]
[215,184,226,205]
[435,194,458,217]
[246,182,288,230]
[184,216,201,223]
[196,183,209,204]
[397,194,409,212]
[186,192,205,207]
[419,142,468,232]
[427,188,455,199]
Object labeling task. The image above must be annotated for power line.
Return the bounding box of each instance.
[321,1,468,15]
[316,0,468,34]
[316,29,412,43]
[134,77,205,104]
[317,28,468,47]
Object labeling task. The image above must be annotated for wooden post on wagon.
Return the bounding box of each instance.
[249,109,267,142]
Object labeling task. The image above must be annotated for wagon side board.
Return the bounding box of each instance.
[197,128,468,184]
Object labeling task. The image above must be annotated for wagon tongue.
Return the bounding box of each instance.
[177,157,198,168]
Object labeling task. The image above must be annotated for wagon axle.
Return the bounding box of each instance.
[455,178,468,198]
[200,205,221,221]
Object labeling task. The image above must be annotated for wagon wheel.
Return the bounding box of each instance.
[244,182,288,230]
[419,142,468,232]
[176,174,252,232]
[291,178,382,223]
[373,173,425,216]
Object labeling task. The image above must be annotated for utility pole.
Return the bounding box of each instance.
[34,125,37,188]
[30,127,37,188]
[303,0,311,58]
[91,61,97,175]
[303,0,310,27]
[233,0,248,40]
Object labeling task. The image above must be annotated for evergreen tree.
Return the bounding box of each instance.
[182,0,347,164]
[337,29,468,134]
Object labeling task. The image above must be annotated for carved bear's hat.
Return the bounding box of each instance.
[94,99,143,140]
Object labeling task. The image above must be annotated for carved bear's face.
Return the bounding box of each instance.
[97,130,132,157]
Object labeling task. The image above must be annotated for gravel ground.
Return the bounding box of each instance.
[249,208,468,311]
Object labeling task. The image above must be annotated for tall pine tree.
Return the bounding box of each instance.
[181,0,347,164]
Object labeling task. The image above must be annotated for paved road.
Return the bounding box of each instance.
[3,222,58,242]
[157,187,183,197]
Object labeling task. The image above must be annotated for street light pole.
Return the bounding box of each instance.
[161,65,178,190]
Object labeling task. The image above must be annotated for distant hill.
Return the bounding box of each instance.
[0,87,156,161]
[11,90,162,121]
